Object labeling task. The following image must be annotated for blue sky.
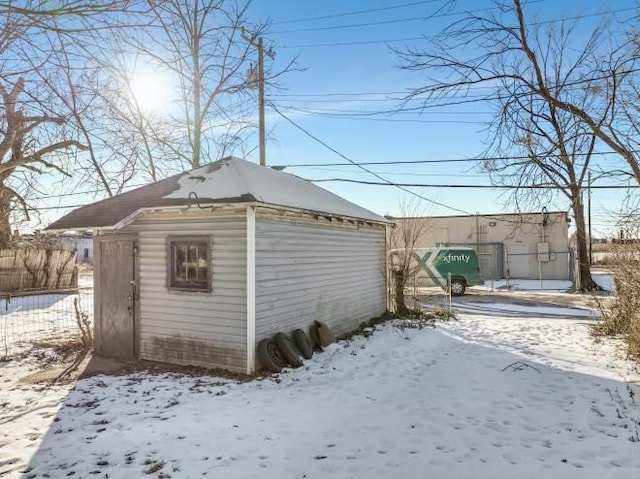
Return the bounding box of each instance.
[242,0,636,237]
[28,0,637,237]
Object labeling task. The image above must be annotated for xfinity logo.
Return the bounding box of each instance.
[442,254,470,264]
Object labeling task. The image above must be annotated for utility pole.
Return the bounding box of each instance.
[257,37,266,167]
[243,31,274,166]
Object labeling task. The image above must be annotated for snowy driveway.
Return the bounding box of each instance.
[449,291,598,318]
[440,291,634,382]
[2,291,640,478]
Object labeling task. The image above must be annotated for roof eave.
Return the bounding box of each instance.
[46,198,391,234]
[112,202,255,229]
[254,202,392,226]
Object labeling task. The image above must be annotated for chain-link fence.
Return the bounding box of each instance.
[444,242,573,285]
[387,269,452,316]
[407,271,452,315]
[443,242,504,280]
[0,286,93,360]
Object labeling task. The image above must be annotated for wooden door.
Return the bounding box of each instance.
[97,239,136,359]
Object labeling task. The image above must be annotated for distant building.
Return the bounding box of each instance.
[56,233,93,262]
[390,211,570,281]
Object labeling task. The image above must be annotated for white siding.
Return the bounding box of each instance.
[58,236,93,261]
[132,217,247,372]
[255,219,386,343]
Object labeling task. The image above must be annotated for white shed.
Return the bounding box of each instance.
[46,157,391,374]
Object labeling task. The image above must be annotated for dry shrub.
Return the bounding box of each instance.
[628,322,640,361]
[28,337,85,365]
[74,297,92,350]
[592,241,640,358]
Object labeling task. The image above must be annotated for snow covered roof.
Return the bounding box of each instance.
[46,157,390,231]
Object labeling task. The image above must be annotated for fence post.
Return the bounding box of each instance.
[448,272,452,314]
[574,250,581,291]
[505,249,510,290]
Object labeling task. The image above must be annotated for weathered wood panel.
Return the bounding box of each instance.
[96,239,135,359]
[127,216,248,373]
[0,249,77,293]
[255,219,386,343]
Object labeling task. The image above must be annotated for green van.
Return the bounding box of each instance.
[390,247,483,296]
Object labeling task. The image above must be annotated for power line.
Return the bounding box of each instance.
[269,103,571,225]
[269,1,633,38]
[271,0,439,25]
[14,179,626,232]
[269,90,422,98]
[15,153,634,207]
[270,103,470,215]
[302,167,487,178]
[267,69,623,103]
[270,1,546,35]
[271,14,441,35]
[282,66,640,114]
[279,104,491,116]
[275,94,494,111]
[269,88,503,104]
[284,116,487,124]
[279,36,427,49]
[277,8,637,48]
[280,114,487,124]
[267,66,640,129]
[270,68,640,141]
[46,189,105,199]
[272,150,635,169]
[308,178,640,189]
[13,203,89,211]
[270,95,431,104]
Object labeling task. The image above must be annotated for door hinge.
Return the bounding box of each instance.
[130,280,139,300]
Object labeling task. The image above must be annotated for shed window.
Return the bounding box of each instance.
[168,236,211,292]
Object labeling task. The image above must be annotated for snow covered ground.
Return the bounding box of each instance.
[0,289,92,358]
[2,280,640,478]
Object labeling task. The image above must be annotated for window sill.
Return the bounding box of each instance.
[167,287,212,294]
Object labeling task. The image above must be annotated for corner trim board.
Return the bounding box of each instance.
[246,205,256,374]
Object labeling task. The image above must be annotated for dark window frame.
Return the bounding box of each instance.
[166,235,212,292]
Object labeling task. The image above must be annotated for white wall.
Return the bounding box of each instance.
[128,214,248,373]
[255,216,387,344]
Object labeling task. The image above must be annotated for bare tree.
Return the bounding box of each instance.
[398,0,640,183]
[480,18,604,290]
[0,79,88,247]
[119,0,266,170]
[396,0,633,290]
[0,1,148,243]
[1,0,290,240]
[46,42,171,194]
[388,198,431,314]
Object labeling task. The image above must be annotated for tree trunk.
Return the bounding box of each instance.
[572,196,600,291]
[0,187,12,249]
[393,270,410,315]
